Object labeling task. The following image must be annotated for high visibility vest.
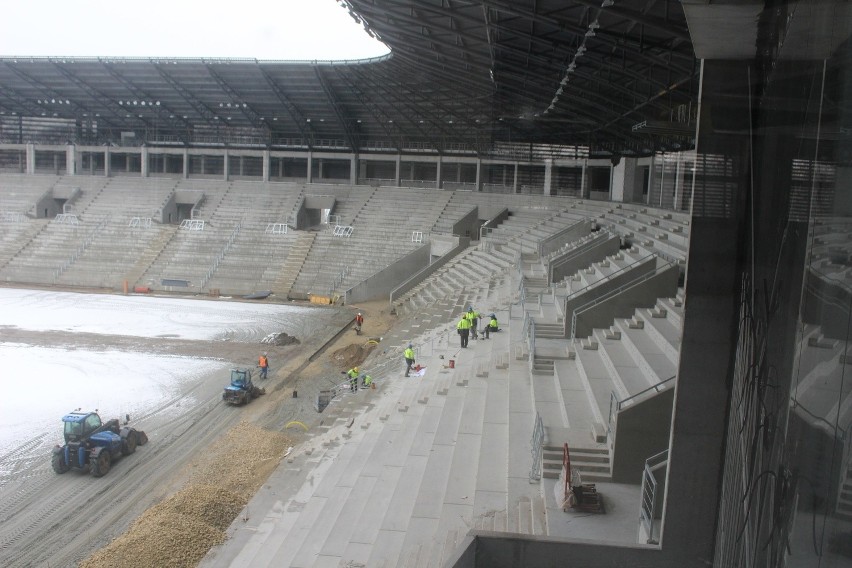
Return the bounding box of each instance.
[404,348,414,359]
[457,318,471,330]
[465,311,478,322]
[489,318,498,329]
[347,369,359,379]
[259,356,268,367]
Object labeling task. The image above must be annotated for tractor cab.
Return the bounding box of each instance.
[230,368,252,389]
[61,412,102,443]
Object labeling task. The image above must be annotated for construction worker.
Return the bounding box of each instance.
[354,312,364,335]
[258,352,269,380]
[484,314,500,339]
[362,374,373,388]
[404,344,415,377]
[343,366,360,392]
[466,306,480,340]
[457,314,471,348]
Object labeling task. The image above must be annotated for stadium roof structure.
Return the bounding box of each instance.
[0,0,698,158]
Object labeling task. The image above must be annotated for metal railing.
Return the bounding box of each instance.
[129,217,152,228]
[529,412,545,482]
[179,219,205,231]
[640,449,669,544]
[608,375,676,440]
[200,222,241,289]
[527,319,536,374]
[265,222,289,235]
[53,216,108,283]
[568,257,674,341]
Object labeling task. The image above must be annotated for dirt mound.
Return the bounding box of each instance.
[261,331,300,346]
[330,342,376,369]
[80,422,292,568]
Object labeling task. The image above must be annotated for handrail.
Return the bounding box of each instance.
[528,319,536,374]
[608,375,676,441]
[529,412,545,482]
[548,232,615,282]
[569,257,675,341]
[640,449,668,544]
[566,254,655,300]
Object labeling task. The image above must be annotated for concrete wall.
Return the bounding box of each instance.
[549,235,621,283]
[159,192,178,224]
[452,206,480,239]
[481,207,509,228]
[472,534,662,568]
[573,262,679,338]
[345,243,431,303]
[538,219,591,257]
[611,388,675,483]
[32,190,61,218]
[565,256,659,337]
[429,233,463,257]
[389,236,469,304]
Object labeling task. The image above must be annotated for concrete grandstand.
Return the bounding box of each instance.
[1,1,851,568]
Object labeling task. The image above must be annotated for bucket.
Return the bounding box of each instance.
[449,359,455,369]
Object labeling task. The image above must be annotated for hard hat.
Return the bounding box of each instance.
[358,312,362,315]
[263,352,268,356]
[490,314,496,318]
[468,305,473,310]
[354,367,359,372]
[408,343,413,348]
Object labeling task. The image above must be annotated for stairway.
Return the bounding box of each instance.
[542,445,611,482]
[273,232,315,299]
[122,224,178,288]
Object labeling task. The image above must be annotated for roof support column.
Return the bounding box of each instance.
[104,146,111,177]
[674,152,684,211]
[182,148,189,179]
[611,159,626,202]
[263,150,270,182]
[141,146,149,178]
[436,156,442,189]
[580,159,588,198]
[544,159,553,196]
[306,151,313,183]
[223,149,229,181]
[25,143,35,174]
[394,155,401,186]
[66,144,76,176]
[475,158,482,191]
[513,162,519,193]
[350,154,358,185]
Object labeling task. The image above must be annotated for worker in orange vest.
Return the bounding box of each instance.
[258,353,269,380]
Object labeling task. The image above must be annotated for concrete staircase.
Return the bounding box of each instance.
[273,232,316,298]
[123,225,179,288]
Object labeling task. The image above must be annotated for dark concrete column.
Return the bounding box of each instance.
[104,146,111,177]
[513,162,519,193]
[262,150,270,182]
[306,151,313,183]
[350,154,357,185]
[394,155,401,186]
[66,144,76,176]
[223,149,229,181]
[543,159,553,195]
[436,156,442,189]
[475,158,482,191]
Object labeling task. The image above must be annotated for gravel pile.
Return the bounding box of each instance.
[80,421,292,568]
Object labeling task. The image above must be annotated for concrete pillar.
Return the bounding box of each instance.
[66,144,76,176]
[262,150,270,182]
[141,147,149,177]
[394,155,401,186]
[104,146,111,177]
[182,149,189,179]
[223,149,230,181]
[673,152,683,210]
[306,151,313,183]
[611,159,626,202]
[618,158,643,203]
[25,143,35,174]
[543,158,553,196]
[318,158,324,181]
[125,153,130,173]
[89,152,95,174]
[475,158,482,191]
[580,160,588,198]
[436,156,442,189]
[350,154,358,185]
[513,162,519,193]
[278,157,284,178]
[238,156,244,177]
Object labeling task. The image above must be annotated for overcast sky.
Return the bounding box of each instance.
[0,0,389,60]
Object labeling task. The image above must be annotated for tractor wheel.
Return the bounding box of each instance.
[136,431,149,446]
[90,448,112,477]
[52,449,69,474]
[121,429,138,456]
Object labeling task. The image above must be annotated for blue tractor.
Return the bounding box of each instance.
[51,411,148,477]
[223,368,266,405]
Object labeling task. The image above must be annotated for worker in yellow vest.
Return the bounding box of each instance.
[457,315,471,348]
[465,306,480,340]
[404,344,415,377]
